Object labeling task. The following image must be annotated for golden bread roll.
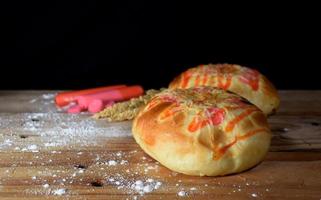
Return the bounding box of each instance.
[169,64,280,115]
[132,87,271,176]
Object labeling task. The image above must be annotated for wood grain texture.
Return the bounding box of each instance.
[0,90,321,200]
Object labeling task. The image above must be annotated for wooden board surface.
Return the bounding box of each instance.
[0,90,321,200]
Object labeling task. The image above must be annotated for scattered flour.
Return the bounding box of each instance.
[178,190,187,197]
[251,193,258,198]
[53,188,67,195]
[108,176,163,195]
[0,92,268,199]
[108,160,117,166]
[0,92,131,150]
[42,94,56,100]
[28,144,37,150]
[27,144,38,152]
[0,112,132,151]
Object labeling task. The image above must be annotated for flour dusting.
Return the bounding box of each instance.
[0,112,132,150]
[0,92,273,199]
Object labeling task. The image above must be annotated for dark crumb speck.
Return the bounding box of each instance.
[90,181,103,187]
[74,164,86,169]
[311,122,320,126]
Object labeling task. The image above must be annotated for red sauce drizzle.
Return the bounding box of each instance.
[218,75,232,90]
[145,99,159,111]
[198,64,205,70]
[181,72,192,88]
[216,65,233,90]
[237,128,267,140]
[202,74,208,85]
[207,108,225,125]
[146,95,177,111]
[160,95,178,103]
[225,108,257,132]
[239,69,260,91]
[159,105,182,120]
[188,116,202,132]
[213,128,267,160]
[160,108,175,120]
[215,138,237,159]
[188,108,225,132]
[194,75,201,87]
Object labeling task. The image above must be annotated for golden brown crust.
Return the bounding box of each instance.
[169,64,280,115]
[132,87,271,176]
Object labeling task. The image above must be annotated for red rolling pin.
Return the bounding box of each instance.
[55,84,126,107]
[88,100,115,113]
[76,85,144,109]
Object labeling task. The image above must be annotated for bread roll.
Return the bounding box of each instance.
[169,64,280,115]
[132,87,271,176]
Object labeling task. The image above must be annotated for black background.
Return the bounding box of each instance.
[1,1,320,90]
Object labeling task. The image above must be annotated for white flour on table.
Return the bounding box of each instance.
[0,112,132,150]
[0,92,271,199]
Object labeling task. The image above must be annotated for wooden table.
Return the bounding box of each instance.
[0,90,321,200]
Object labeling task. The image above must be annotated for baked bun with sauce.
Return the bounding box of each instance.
[132,87,271,176]
[169,64,280,115]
